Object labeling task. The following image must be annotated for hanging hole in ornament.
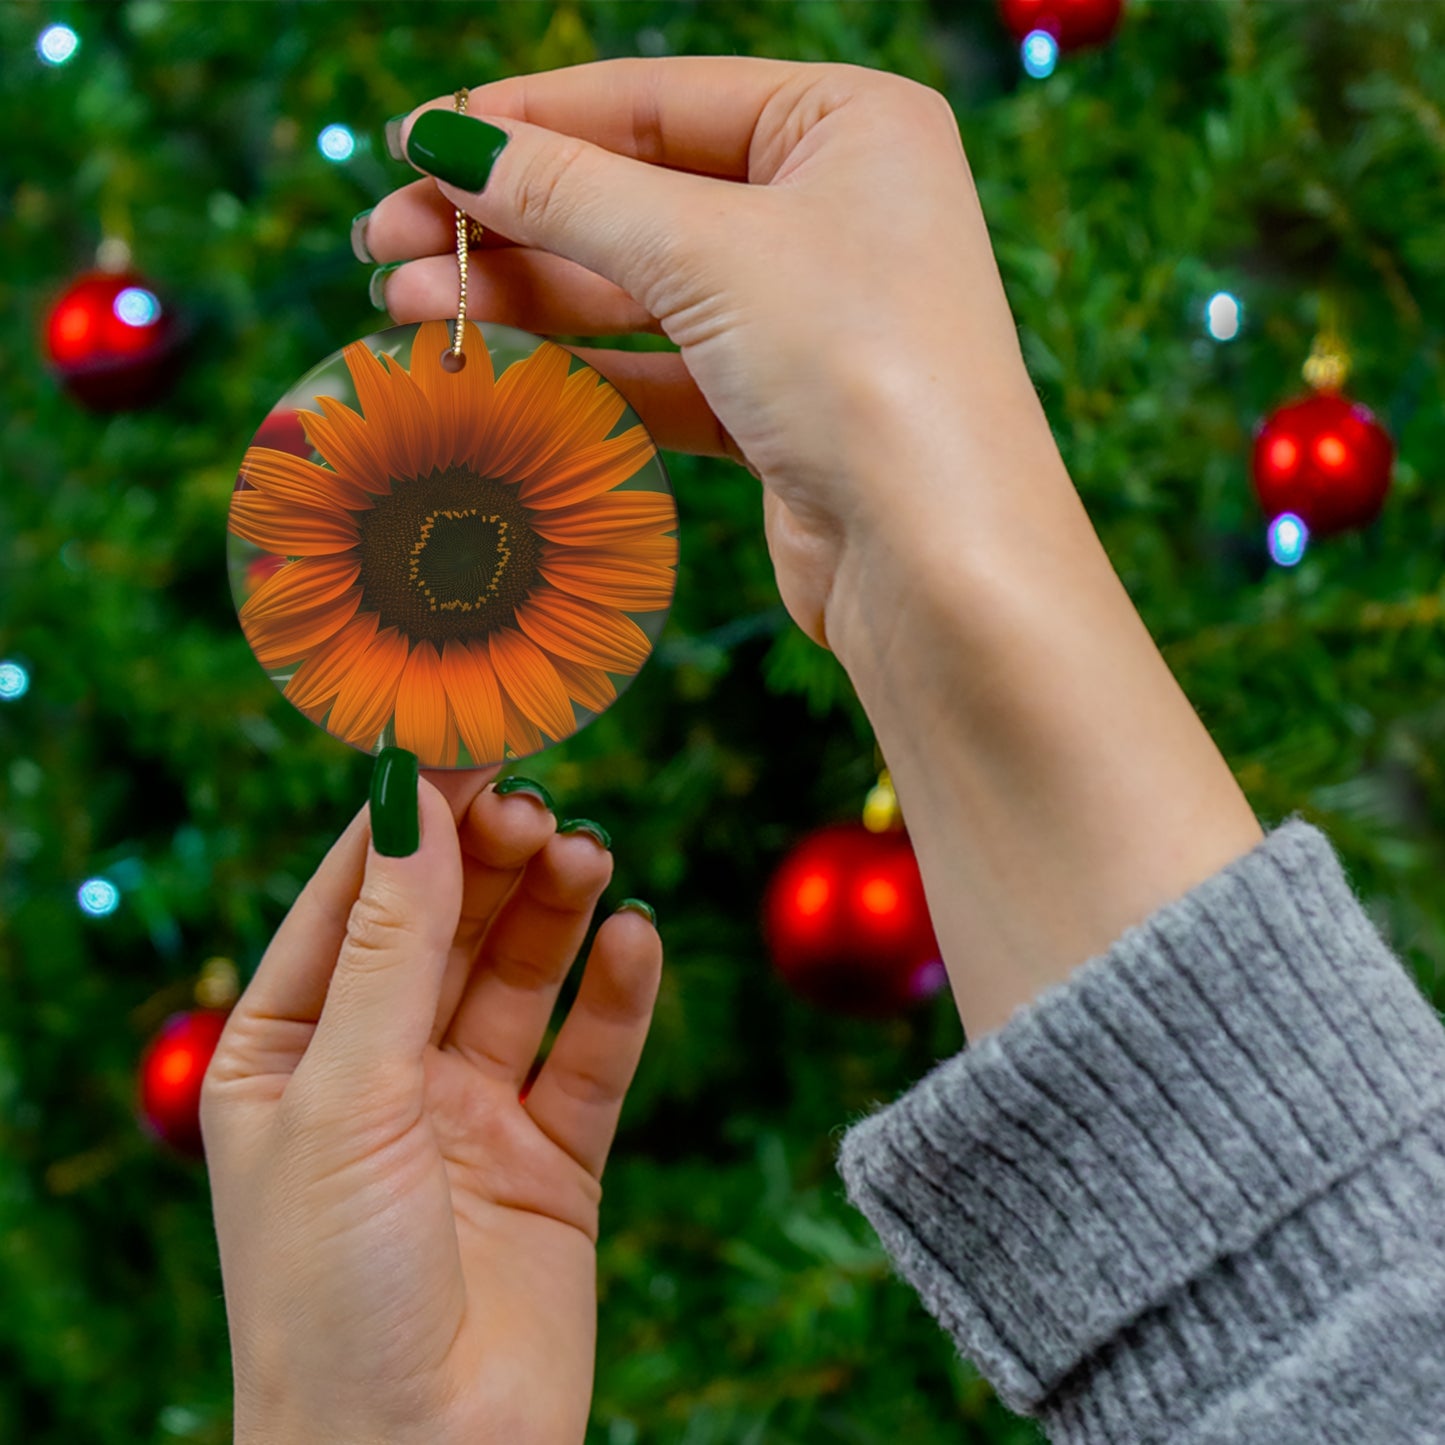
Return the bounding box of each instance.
[440,349,467,373]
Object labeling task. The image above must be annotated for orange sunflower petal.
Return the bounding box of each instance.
[381,353,445,479]
[440,639,506,766]
[590,533,679,565]
[488,626,577,742]
[393,641,454,767]
[547,654,618,714]
[344,340,431,482]
[239,555,361,624]
[513,589,652,675]
[327,626,411,750]
[229,491,360,555]
[408,320,496,469]
[301,398,394,495]
[482,342,574,480]
[239,447,374,513]
[500,689,545,759]
[516,426,656,510]
[244,587,363,672]
[283,612,381,716]
[538,549,675,613]
[529,490,678,546]
[507,369,627,483]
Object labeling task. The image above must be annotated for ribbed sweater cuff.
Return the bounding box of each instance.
[835,817,1445,1434]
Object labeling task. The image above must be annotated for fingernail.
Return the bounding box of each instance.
[493,775,555,812]
[350,208,375,263]
[616,898,656,926]
[369,261,403,311]
[558,817,612,851]
[405,110,510,192]
[384,113,409,162]
[370,747,419,857]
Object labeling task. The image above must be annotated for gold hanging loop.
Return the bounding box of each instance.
[447,88,478,364]
[1302,293,1350,393]
[863,766,903,833]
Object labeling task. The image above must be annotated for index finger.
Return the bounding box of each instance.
[404,54,808,181]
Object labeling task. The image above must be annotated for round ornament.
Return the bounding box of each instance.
[1251,391,1393,537]
[137,1008,230,1158]
[44,268,183,411]
[227,319,676,768]
[762,821,946,1018]
[998,0,1125,49]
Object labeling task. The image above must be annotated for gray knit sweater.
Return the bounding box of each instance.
[835,817,1445,1443]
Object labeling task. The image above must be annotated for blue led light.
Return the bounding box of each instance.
[1022,30,1059,79]
[1205,291,1243,341]
[0,661,28,701]
[114,287,161,328]
[38,24,79,65]
[1268,512,1309,567]
[78,878,121,917]
[318,124,356,162]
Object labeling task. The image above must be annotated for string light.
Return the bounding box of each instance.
[0,661,29,701]
[78,878,121,917]
[37,24,79,66]
[1268,512,1309,568]
[1022,30,1060,79]
[114,287,162,328]
[317,124,356,162]
[1205,291,1243,341]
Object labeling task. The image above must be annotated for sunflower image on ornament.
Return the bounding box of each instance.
[226,321,676,768]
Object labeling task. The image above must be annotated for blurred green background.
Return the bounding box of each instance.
[2,2,1443,1442]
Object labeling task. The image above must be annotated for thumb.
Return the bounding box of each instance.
[302,750,463,1090]
[396,105,740,315]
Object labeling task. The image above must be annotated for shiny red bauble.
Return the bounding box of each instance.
[137,1009,230,1158]
[1251,391,1394,537]
[44,269,182,410]
[998,0,1125,49]
[762,821,946,1017]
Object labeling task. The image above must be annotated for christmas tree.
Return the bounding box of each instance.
[2,3,1442,1441]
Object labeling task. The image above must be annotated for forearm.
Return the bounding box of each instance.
[826,392,1262,1040]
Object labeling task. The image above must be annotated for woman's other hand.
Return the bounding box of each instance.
[202,760,661,1445]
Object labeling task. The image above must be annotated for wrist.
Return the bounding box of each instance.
[826,423,1262,1039]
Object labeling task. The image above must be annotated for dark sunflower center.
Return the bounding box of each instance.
[353,465,543,645]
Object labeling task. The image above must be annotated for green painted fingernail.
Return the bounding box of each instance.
[350,208,375,264]
[558,818,611,851]
[370,747,419,857]
[405,110,510,192]
[617,898,656,926]
[384,113,409,162]
[369,261,403,310]
[493,775,556,812]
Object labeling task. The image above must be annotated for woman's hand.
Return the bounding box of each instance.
[201,762,661,1445]
[361,56,1059,665]
[362,59,1262,1041]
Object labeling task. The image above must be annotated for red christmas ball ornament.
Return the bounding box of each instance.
[137,1008,230,1158]
[763,821,946,1017]
[998,0,1124,50]
[252,406,314,459]
[44,269,182,410]
[1251,392,1394,537]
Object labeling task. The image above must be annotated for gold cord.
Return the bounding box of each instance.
[450,88,476,359]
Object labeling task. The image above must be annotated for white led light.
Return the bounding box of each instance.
[78,878,121,917]
[1022,30,1059,79]
[114,287,161,327]
[0,661,29,700]
[318,124,356,162]
[38,24,79,66]
[1267,512,1308,567]
[1206,291,1243,342]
